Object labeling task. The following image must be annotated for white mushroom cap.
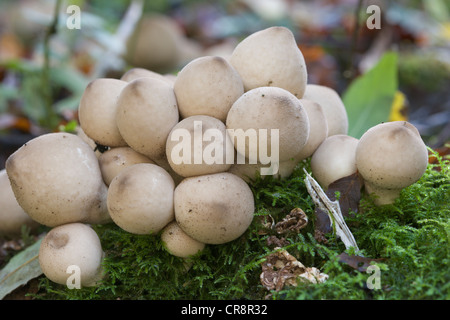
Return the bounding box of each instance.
[166,115,234,177]
[116,77,179,162]
[174,172,255,244]
[107,163,175,235]
[39,223,104,287]
[78,78,128,147]
[161,221,205,258]
[5,132,110,227]
[120,67,174,86]
[226,86,310,163]
[303,84,348,136]
[98,147,155,186]
[310,134,359,190]
[230,26,307,98]
[174,56,244,122]
[294,99,329,160]
[0,169,39,237]
[355,121,428,205]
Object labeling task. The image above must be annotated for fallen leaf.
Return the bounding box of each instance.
[338,252,385,272]
[0,238,43,300]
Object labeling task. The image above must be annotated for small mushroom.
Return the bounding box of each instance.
[107,163,175,235]
[98,147,155,186]
[39,223,104,287]
[174,56,244,122]
[310,134,359,190]
[78,78,128,148]
[116,77,179,162]
[166,115,234,177]
[355,121,428,205]
[161,221,205,258]
[0,169,39,238]
[5,132,110,227]
[303,84,348,136]
[230,26,308,98]
[226,86,310,164]
[174,172,255,244]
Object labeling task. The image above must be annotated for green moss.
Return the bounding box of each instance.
[34,153,449,300]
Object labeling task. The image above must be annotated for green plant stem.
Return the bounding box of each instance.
[42,0,62,130]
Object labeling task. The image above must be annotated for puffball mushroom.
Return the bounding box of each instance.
[161,221,205,258]
[39,223,104,287]
[355,121,428,205]
[5,132,110,227]
[107,163,175,235]
[230,26,307,98]
[174,56,244,122]
[78,78,128,147]
[311,134,359,190]
[303,84,349,136]
[174,172,255,245]
[120,67,174,86]
[166,115,234,177]
[0,169,39,237]
[116,77,179,162]
[226,86,310,164]
[98,147,155,186]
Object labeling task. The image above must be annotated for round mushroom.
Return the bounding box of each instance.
[355,121,428,205]
[5,132,110,227]
[174,172,255,245]
[310,134,359,190]
[161,221,205,258]
[230,26,308,98]
[39,223,104,287]
[107,163,175,235]
[226,86,310,163]
[116,77,179,162]
[0,169,39,238]
[166,115,234,177]
[98,147,155,186]
[303,84,348,136]
[173,55,244,122]
[120,67,174,86]
[78,78,128,148]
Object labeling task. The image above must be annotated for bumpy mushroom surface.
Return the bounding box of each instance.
[0,169,39,237]
[303,84,348,136]
[99,147,155,186]
[310,134,359,190]
[226,86,310,164]
[230,26,307,98]
[116,77,179,162]
[78,78,128,147]
[166,115,234,177]
[355,121,428,205]
[5,132,110,227]
[107,163,175,235]
[174,56,244,122]
[39,223,104,287]
[161,221,205,258]
[174,172,254,244]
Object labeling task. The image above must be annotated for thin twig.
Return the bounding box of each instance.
[42,0,62,130]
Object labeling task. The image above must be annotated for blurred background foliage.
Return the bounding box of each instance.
[0,0,449,168]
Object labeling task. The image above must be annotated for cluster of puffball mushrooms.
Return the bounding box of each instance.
[1,26,429,288]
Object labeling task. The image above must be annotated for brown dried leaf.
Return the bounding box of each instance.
[260,249,328,292]
[338,252,385,272]
[275,208,308,234]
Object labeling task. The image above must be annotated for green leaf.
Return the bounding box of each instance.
[343,51,398,139]
[0,238,43,300]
